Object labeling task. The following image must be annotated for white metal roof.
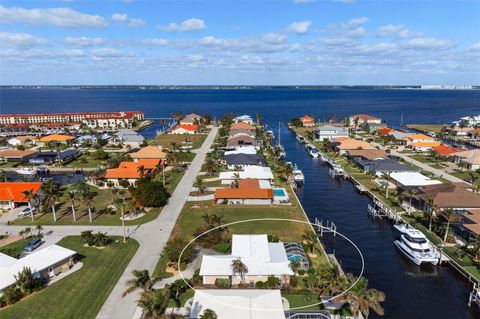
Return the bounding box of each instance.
[219,166,274,181]
[390,172,442,187]
[224,146,257,155]
[190,289,285,319]
[199,235,292,277]
[0,244,76,290]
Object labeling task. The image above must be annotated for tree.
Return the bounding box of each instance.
[290,118,303,127]
[82,191,95,223]
[163,238,195,264]
[194,176,206,195]
[137,289,167,319]
[203,156,218,176]
[137,165,146,178]
[441,208,456,242]
[123,270,158,297]
[168,279,189,308]
[130,178,170,208]
[34,225,43,238]
[289,260,300,274]
[428,200,438,232]
[382,173,391,199]
[196,213,228,246]
[200,309,218,319]
[230,257,248,284]
[111,187,119,206]
[0,169,7,182]
[407,188,417,209]
[68,191,77,222]
[21,189,36,221]
[302,231,317,254]
[280,163,294,182]
[15,267,40,295]
[41,180,62,222]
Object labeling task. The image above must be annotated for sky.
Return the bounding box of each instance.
[0,0,479,85]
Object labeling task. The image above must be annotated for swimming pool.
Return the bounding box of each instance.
[273,188,286,197]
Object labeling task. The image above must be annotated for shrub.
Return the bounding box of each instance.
[130,178,170,207]
[163,238,195,264]
[297,269,305,276]
[97,181,105,187]
[289,275,298,288]
[93,149,109,160]
[119,179,131,188]
[266,275,280,288]
[255,281,266,289]
[267,234,279,243]
[215,278,230,288]
[214,242,230,254]
[2,287,23,305]
[106,181,115,188]
[80,230,112,247]
[15,267,41,295]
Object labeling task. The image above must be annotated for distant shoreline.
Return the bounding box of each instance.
[1,85,479,90]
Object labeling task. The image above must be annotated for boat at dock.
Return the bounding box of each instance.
[15,167,37,175]
[296,134,306,144]
[309,148,319,158]
[393,224,441,266]
[293,168,305,184]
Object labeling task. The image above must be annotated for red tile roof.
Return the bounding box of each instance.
[214,178,273,200]
[350,114,380,120]
[230,122,256,130]
[433,145,462,156]
[377,127,395,135]
[0,182,42,202]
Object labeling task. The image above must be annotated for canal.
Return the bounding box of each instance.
[279,125,480,319]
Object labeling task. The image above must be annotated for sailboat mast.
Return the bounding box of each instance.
[278,122,281,146]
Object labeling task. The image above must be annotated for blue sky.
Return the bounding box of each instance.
[0,0,479,85]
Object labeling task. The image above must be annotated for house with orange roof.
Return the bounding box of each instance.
[169,124,198,135]
[403,133,435,146]
[410,141,442,152]
[300,115,316,127]
[214,179,273,205]
[377,127,395,136]
[331,137,376,154]
[230,122,256,132]
[38,134,76,146]
[130,146,166,162]
[467,128,480,140]
[0,149,38,162]
[179,113,204,125]
[104,159,160,187]
[433,145,462,157]
[0,182,42,209]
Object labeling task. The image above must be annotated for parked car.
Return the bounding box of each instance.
[18,207,35,218]
[24,238,42,252]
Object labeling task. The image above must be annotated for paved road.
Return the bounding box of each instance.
[96,126,218,319]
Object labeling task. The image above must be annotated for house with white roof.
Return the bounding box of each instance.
[0,244,76,295]
[110,129,145,147]
[189,289,286,319]
[219,165,274,184]
[233,115,254,125]
[314,125,349,142]
[224,146,257,156]
[389,172,442,190]
[199,234,293,286]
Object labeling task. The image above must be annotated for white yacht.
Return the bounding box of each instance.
[394,224,441,266]
[296,134,306,144]
[309,148,319,158]
[293,169,305,184]
[15,167,37,175]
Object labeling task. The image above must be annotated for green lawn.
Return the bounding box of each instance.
[0,238,32,258]
[406,124,445,134]
[0,236,139,319]
[450,170,480,182]
[63,153,108,169]
[153,133,207,150]
[282,291,324,311]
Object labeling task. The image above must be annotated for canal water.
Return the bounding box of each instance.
[279,126,480,319]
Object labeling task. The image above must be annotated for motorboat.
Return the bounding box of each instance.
[309,148,319,158]
[394,224,441,266]
[296,134,306,144]
[15,167,37,175]
[293,169,305,184]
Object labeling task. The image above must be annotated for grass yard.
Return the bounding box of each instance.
[63,153,108,169]
[0,238,32,258]
[282,291,324,311]
[450,170,480,182]
[153,133,207,150]
[0,236,139,319]
[406,124,445,134]
[152,253,175,279]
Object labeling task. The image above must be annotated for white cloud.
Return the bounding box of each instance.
[293,0,316,3]
[286,21,312,35]
[64,36,105,47]
[333,0,355,3]
[1,48,85,59]
[158,18,206,32]
[0,32,48,48]
[468,43,480,52]
[140,38,169,46]
[0,5,108,28]
[405,37,453,50]
[198,33,289,53]
[127,18,144,27]
[111,13,128,22]
[376,24,420,38]
[345,17,368,28]
[91,48,133,58]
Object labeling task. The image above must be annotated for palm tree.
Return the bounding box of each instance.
[382,172,391,199]
[289,260,300,274]
[119,189,127,243]
[137,165,146,178]
[21,189,36,221]
[123,269,158,297]
[230,257,248,285]
[302,231,317,254]
[194,176,206,195]
[168,279,189,308]
[203,156,217,176]
[428,200,438,232]
[336,276,385,319]
[200,309,218,319]
[68,191,77,222]
[407,188,417,209]
[137,289,167,319]
[42,181,61,221]
[82,191,95,223]
[35,225,43,238]
[281,163,294,182]
[442,208,456,242]
[232,172,240,188]
[111,187,119,205]
[0,169,7,182]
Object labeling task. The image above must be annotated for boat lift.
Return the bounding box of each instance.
[468,283,480,308]
[313,218,337,237]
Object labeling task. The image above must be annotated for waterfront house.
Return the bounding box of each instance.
[389,172,442,190]
[28,150,80,165]
[346,149,389,162]
[388,130,411,141]
[129,145,166,162]
[38,134,76,146]
[449,126,473,137]
[170,124,198,135]
[403,134,436,146]
[376,127,395,136]
[199,234,293,285]
[230,122,256,133]
[0,244,76,296]
[214,179,273,205]
[300,115,316,127]
[228,129,256,138]
[410,141,442,152]
[189,289,286,319]
[224,146,258,156]
[453,149,480,170]
[366,122,388,132]
[111,129,145,147]
[331,137,376,154]
[104,159,160,187]
[7,135,38,147]
[233,115,254,125]
[458,209,480,241]
[413,183,480,213]
[314,125,349,142]
[467,128,480,140]
[348,114,382,126]
[224,153,266,169]
[356,158,416,176]
[0,182,42,209]
[433,145,462,157]
[180,113,204,125]
[219,166,274,184]
[0,149,38,162]
[226,134,259,148]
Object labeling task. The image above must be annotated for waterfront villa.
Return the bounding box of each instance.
[179,113,204,125]
[454,149,480,170]
[331,137,376,154]
[410,141,442,152]
[189,289,286,319]
[7,135,38,146]
[0,149,38,162]
[224,146,257,155]
[314,125,349,142]
[199,234,293,285]
[110,129,145,147]
[104,159,160,186]
[170,124,198,135]
[225,153,266,169]
[348,114,382,126]
[356,158,415,176]
[389,172,442,190]
[228,129,256,138]
[300,115,316,127]
[219,166,274,184]
[412,183,480,213]
[0,182,42,210]
[214,179,273,205]
[433,145,462,157]
[233,115,254,125]
[28,150,80,165]
[38,134,76,146]
[226,134,259,148]
[130,145,166,162]
[0,244,76,296]
[346,149,389,162]
[403,134,436,146]
[467,128,480,140]
[230,122,256,133]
